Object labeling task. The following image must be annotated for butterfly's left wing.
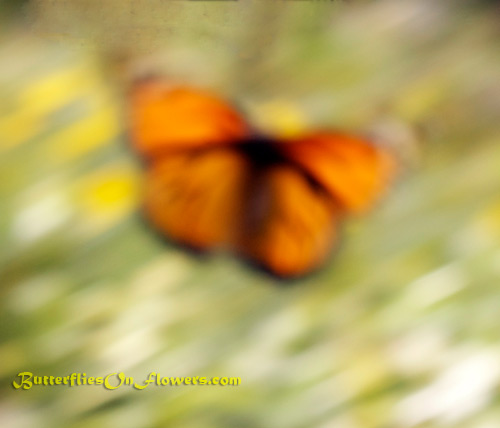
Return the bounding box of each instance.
[144,147,249,250]
[129,81,250,157]
[129,81,252,250]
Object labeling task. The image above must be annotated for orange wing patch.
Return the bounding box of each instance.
[283,133,395,213]
[240,166,340,278]
[144,148,249,250]
[130,81,250,157]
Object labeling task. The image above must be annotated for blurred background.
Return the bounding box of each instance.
[1,1,500,427]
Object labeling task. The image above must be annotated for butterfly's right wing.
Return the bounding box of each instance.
[237,133,395,278]
[282,132,396,213]
[238,165,341,278]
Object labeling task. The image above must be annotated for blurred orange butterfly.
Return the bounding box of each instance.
[129,80,395,278]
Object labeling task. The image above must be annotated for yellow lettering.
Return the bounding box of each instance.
[170,377,182,386]
[104,373,125,390]
[134,372,155,390]
[13,372,33,390]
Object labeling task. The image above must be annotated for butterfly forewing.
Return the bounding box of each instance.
[282,133,396,213]
[130,82,250,157]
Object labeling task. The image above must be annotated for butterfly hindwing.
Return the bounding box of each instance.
[239,165,340,278]
[144,148,249,250]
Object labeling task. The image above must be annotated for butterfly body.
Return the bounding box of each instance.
[236,136,287,166]
[130,82,395,278]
